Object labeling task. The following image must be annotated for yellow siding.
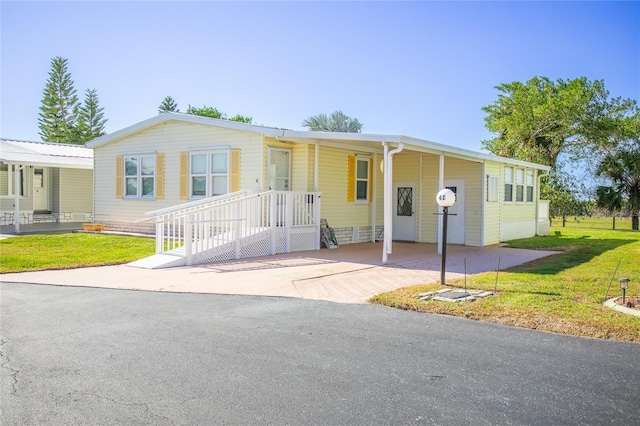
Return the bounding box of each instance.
[59,168,93,213]
[317,146,380,228]
[420,155,440,243]
[439,157,483,246]
[94,121,263,225]
[291,142,308,192]
[499,166,539,241]
[483,162,501,245]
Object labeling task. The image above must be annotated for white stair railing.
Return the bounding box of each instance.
[147,191,321,265]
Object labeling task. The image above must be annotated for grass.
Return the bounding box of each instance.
[0,233,156,273]
[370,216,640,343]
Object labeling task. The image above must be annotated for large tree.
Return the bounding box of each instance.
[158,96,179,113]
[596,142,640,231]
[75,88,107,142]
[482,76,637,168]
[302,110,363,133]
[38,56,80,143]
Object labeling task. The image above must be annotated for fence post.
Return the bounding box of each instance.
[270,192,277,255]
[185,213,193,266]
[285,192,292,253]
[315,193,321,250]
[155,217,163,254]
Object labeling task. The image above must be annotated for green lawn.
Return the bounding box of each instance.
[371,216,640,342]
[0,233,156,273]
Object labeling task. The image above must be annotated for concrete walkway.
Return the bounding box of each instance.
[0,242,558,304]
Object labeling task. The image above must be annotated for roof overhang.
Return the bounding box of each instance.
[85,112,551,171]
[1,139,93,169]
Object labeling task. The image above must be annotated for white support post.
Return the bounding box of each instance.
[155,217,163,254]
[14,164,20,233]
[285,192,293,253]
[185,213,193,266]
[315,193,321,249]
[234,202,241,259]
[314,142,319,192]
[270,192,277,255]
[372,152,377,243]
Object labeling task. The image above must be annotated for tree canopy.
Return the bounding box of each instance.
[482,76,637,168]
[185,104,252,124]
[158,96,179,113]
[596,138,640,230]
[38,57,80,143]
[302,110,363,133]
[38,57,108,144]
[75,89,107,142]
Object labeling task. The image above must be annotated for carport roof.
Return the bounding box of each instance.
[0,139,93,169]
[86,112,550,171]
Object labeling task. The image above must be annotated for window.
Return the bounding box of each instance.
[190,150,228,198]
[355,158,370,201]
[0,163,26,197]
[125,155,155,198]
[487,176,499,202]
[516,168,524,202]
[526,170,534,202]
[504,167,513,202]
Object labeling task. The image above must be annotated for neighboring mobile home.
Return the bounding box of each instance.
[0,139,94,233]
[87,113,550,266]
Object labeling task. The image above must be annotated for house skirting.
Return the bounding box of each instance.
[0,212,93,226]
[102,220,155,235]
[333,225,384,245]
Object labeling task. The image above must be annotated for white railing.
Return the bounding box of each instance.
[150,191,321,265]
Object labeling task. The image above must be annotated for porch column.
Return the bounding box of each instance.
[14,164,20,233]
[437,155,444,254]
[382,142,404,264]
[371,152,377,243]
[314,142,319,192]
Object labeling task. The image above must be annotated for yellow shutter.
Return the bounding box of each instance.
[368,158,373,203]
[230,149,241,192]
[347,155,355,202]
[155,153,165,199]
[115,155,123,198]
[179,152,189,200]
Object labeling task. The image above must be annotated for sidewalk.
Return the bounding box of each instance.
[0,242,559,304]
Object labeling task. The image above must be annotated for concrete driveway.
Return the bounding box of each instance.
[1,242,558,303]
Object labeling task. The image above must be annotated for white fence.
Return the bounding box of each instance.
[147,191,321,265]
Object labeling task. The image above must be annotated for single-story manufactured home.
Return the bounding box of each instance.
[87,113,550,266]
[0,139,94,233]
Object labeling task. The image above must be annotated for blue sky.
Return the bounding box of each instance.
[1,1,638,152]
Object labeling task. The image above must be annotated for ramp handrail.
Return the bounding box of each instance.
[153,191,321,264]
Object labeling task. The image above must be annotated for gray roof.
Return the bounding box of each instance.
[0,139,93,169]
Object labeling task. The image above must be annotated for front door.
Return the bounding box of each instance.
[443,179,465,244]
[33,168,49,212]
[268,148,290,191]
[392,182,416,241]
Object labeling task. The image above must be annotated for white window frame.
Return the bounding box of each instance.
[504,166,514,203]
[124,154,156,199]
[190,149,230,199]
[0,163,27,198]
[526,170,535,203]
[515,168,525,203]
[355,156,370,204]
[487,175,499,202]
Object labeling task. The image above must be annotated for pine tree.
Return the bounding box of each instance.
[76,88,107,142]
[159,96,179,113]
[38,57,80,143]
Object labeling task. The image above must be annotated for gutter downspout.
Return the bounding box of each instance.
[382,142,404,264]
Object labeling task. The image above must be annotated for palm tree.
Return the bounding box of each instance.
[595,186,624,229]
[596,147,640,230]
[302,110,363,133]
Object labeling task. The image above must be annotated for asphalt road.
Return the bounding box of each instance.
[1,282,638,425]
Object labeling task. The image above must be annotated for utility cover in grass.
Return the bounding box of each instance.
[417,289,493,302]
